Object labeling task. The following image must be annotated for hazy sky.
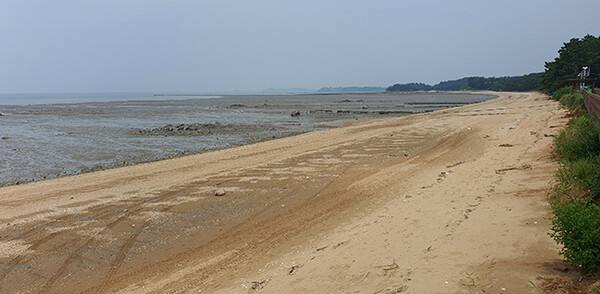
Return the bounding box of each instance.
[1,0,599,93]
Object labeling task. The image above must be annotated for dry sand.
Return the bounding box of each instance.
[0,92,574,293]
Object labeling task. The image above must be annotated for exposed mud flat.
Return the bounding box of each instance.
[0,92,493,186]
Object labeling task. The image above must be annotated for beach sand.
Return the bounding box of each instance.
[0,92,573,293]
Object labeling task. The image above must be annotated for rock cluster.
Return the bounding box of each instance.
[138,123,225,136]
[136,123,265,137]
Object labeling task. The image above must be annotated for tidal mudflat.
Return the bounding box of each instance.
[0,92,493,186]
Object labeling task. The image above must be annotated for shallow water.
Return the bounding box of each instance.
[0,92,494,186]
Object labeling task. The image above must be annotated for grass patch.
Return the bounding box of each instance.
[550,93,600,274]
[553,86,572,100]
[559,93,586,114]
[568,156,600,202]
[549,166,590,205]
[554,113,600,162]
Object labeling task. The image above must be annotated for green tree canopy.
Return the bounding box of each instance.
[541,34,600,92]
[386,74,542,92]
[386,82,432,92]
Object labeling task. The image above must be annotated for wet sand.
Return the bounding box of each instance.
[0,92,572,293]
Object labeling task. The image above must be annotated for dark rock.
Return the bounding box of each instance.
[291,111,301,117]
[136,122,251,137]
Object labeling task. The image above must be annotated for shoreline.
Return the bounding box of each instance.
[0,91,573,293]
[0,92,494,187]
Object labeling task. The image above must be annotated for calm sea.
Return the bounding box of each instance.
[0,93,222,105]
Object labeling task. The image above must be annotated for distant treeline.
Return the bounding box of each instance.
[385,35,600,93]
[317,86,386,93]
[386,73,543,92]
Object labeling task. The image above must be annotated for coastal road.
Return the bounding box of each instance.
[0,92,569,293]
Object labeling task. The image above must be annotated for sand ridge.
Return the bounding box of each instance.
[0,92,569,293]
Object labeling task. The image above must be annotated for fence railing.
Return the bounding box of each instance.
[583,91,600,129]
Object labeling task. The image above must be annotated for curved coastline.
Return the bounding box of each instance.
[0,91,565,293]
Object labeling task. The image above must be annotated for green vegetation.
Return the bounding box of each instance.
[387,35,599,94]
[555,111,600,162]
[386,73,542,92]
[460,73,542,91]
[549,89,600,273]
[568,156,600,201]
[385,82,432,92]
[552,86,571,99]
[550,201,600,272]
[558,93,585,112]
[541,34,600,92]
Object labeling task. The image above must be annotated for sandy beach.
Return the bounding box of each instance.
[0,92,573,293]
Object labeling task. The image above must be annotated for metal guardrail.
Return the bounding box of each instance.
[583,91,600,129]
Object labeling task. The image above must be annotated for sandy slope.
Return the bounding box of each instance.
[0,92,569,293]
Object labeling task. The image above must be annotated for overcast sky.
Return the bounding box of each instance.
[1,0,599,93]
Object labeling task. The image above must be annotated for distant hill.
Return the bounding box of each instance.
[317,86,386,93]
[261,88,316,94]
[387,73,543,92]
[431,77,470,91]
[384,83,432,92]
